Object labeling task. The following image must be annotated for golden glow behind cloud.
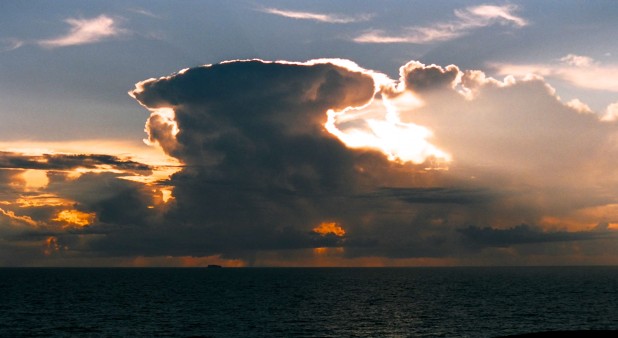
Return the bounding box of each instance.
[325,93,451,165]
[0,139,182,184]
[21,170,49,190]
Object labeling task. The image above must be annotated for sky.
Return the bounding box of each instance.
[1,1,618,267]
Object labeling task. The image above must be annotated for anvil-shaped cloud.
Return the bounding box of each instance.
[2,58,618,266]
[124,59,618,265]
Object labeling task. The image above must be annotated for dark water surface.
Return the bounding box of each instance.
[1,267,617,337]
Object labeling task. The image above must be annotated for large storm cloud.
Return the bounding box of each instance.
[126,59,430,259]
[123,58,618,264]
[3,58,617,266]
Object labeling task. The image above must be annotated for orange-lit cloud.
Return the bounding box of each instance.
[16,194,73,208]
[313,222,346,237]
[160,187,174,203]
[0,139,175,166]
[149,187,175,208]
[52,209,96,228]
[0,207,37,226]
[44,236,61,256]
[0,141,181,187]
[21,170,49,190]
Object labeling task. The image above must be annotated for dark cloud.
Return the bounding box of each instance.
[124,59,424,258]
[402,61,460,92]
[0,152,151,173]
[0,169,158,261]
[132,60,376,160]
[366,187,491,205]
[458,224,613,249]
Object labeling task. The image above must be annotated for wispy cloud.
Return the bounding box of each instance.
[0,38,24,52]
[457,4,527,27]
[260,7,372,24]
[128,8,161,19]
[354,4,527,44]
[38,15,125,48]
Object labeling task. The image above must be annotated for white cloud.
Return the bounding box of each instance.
[566,98,593,114]
[260,7,372,24]
[601,102,618,122]
[493,54,618,92]
[354,4,526,44]
[38,15,124,48]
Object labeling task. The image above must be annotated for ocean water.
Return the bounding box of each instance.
[1,267,617,337]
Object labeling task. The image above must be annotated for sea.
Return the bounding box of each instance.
[1,267,617,337]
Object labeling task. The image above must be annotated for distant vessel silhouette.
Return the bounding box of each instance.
[207,264,222,268]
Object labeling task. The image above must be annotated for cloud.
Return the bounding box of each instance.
[124,57,618,265]
[493,54,618,92]
[560,54,596,67]
[0,149,171,264]
[127,59,407,258]
[4,57,618,266]
[459,224,614,249]
[602,102,618,122]
[38,15,125,48]
[128,8,160,19]
[0,38,24,52]
[368,187,492,205]
[0,208,38,227]
[0,152,151,173]
[260,7,372,24]
[457,4,527,27]
[387,61,618,195]
[566,98,593,114]
[353,4,526,44]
